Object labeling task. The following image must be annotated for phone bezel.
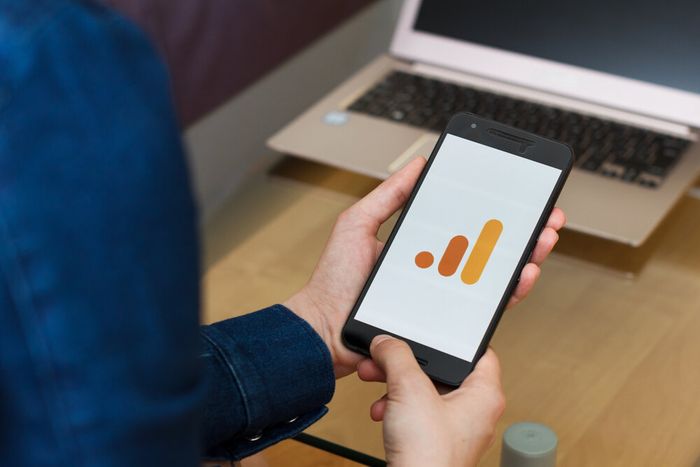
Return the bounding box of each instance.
[341,112,574,386]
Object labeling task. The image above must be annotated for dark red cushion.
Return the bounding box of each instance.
[107,0,375,126]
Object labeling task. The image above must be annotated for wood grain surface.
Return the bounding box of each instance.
[203,158,700,466]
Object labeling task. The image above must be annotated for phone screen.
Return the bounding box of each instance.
[354,133,563,362]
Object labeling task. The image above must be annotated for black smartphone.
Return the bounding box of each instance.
[342,113,574,386]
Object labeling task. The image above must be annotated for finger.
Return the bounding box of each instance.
[456,348,506,418]
[546,207,566,231]
[369,335,431,392]
[357,358,387,383]
[468,349,502,384]
[507,263,540,308]
[451,349,505,412]
[460,349,502,392]
[346,157,426,231]
[375,240,385,258]
[530,227,559,266]
[370,395,388,422]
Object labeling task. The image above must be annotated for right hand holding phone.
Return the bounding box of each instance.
[359,335,505,467]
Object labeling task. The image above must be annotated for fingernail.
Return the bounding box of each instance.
[372,334,392,346]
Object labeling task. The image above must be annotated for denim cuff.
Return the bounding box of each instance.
[200,304,335,458]
[202,406,328,461]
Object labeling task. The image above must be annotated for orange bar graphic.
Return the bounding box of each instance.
[461,220,503,284]
[438,235,469,276]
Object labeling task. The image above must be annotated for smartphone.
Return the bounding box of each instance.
[342,113,574,386]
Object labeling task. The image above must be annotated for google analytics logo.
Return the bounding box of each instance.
[414,219,503,285]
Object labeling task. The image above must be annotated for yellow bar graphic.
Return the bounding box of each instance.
[461,219,503,285]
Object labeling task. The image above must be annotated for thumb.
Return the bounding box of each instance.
[370,335,432,393]
[346,156,426,232]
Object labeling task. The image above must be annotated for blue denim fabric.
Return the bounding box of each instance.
[201,305,334,460]
[0,1,334,465]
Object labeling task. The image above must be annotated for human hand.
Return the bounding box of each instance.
[284,157,566,378]
[359,335,505,466]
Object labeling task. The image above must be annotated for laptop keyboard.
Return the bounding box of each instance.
[347,71,690,188]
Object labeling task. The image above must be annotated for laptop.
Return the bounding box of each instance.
[268,0,700,246]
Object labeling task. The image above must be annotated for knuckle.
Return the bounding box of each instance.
[544,227,557,242]
[391,186,409,207]
[493,391,506,419]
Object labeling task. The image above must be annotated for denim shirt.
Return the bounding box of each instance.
[0,1,334,465]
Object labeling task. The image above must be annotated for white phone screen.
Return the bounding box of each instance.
[354,134,562,361]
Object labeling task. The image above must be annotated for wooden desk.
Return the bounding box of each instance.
[203,158,700,466]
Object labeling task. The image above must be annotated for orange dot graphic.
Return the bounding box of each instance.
[414,251,434,269]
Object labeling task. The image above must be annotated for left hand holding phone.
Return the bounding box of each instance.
[284,156,566,379]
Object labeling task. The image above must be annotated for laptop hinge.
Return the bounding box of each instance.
[410,62,696,141]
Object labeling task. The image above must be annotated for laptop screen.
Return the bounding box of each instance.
[414,0,700,95]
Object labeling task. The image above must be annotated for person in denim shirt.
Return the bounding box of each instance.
[0,1,565,465]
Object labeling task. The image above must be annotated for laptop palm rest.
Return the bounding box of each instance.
[388,133,439,173]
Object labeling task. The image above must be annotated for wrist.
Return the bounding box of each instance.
[283,289,336,363]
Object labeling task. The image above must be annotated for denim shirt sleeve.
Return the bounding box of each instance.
[200,305,335,460]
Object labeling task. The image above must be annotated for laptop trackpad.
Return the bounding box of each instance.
[388,133,439,173]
